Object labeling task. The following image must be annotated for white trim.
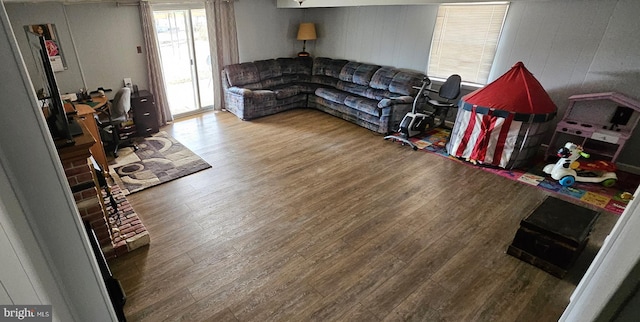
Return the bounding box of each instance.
[560,186,640,321]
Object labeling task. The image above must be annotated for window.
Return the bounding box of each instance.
[428,2,509,85]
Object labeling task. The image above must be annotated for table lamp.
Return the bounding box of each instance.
[297,23,317,57]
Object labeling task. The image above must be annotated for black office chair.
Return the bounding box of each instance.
[97,87,138,158]
[424,74,462,128]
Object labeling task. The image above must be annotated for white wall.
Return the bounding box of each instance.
[64,2,148,94]
[235,0,302,62]
[5,2,83,93]
[309,5,437,71]
[5,1,148,95]
[490,1,615,105]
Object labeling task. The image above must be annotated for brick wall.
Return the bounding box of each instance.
[61,158,112,249]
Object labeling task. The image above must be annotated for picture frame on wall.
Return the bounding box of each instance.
[25,23,67,72]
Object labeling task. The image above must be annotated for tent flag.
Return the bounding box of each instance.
[446,62,557,168]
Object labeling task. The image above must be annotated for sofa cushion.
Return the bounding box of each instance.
[370,67,399,90]
[389,71,424,96]
[254,59,282,80]
[338,62,361,82]
[364,88,392,101]
[252,90,277,107]
[354,64,381,86]
[313,97,383,125]
[278,57,312,75]
[340,62,380,86]
[315,87,349,105]
[336,81,368,97]
[295,82,324,94]
[273,85,301,100]
[262,75,299,89]
[313,57,348,78]
[344,96,380,117]
[311,75,339,88]
[225,62,260,87]
[241,82,264,91]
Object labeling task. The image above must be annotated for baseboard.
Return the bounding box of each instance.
[616,163,640,175]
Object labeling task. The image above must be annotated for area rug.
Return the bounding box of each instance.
[388,128,640,215]
[108,131,211,195]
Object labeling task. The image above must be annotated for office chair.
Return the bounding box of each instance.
[424,74,462,128]
[97,87,138,158]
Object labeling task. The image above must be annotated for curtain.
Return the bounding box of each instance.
[205,0,239,111]
[140,1,172,125]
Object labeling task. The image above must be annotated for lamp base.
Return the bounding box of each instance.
[297,51,310,57]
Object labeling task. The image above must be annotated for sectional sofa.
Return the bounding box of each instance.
[222,57,426,134]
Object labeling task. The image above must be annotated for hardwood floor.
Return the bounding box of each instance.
[108,108,618,321]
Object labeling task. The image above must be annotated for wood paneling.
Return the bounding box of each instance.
[110,110,619,321]
[311,5,438,71]
[490,1,614,104]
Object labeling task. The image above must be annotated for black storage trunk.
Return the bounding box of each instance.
[507,197,599,278]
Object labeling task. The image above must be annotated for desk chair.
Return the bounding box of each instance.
[424,74,462,128]
[96,87,138,158]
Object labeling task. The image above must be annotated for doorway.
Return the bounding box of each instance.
[153,8,213,117]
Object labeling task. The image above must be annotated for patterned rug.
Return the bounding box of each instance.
[388,128,639,215]
[109,131,211,195]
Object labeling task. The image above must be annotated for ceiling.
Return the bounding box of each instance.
[1,0,559,5]
[277,0,552,8]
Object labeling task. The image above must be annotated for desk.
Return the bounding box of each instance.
[65,96,109,176]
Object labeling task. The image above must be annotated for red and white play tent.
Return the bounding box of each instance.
[446,62,557,168]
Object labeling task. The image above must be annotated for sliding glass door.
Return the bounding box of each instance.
[153,8,212,117]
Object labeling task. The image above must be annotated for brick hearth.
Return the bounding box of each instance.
[102,183,150,258]
[62,157,112,249]
[61,157,149,259]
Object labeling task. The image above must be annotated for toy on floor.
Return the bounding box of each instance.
[620,192,634,201]
[543,142,617,187]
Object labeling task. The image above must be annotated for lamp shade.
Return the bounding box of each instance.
[297,23,317,41]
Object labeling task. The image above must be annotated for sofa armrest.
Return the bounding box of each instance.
[227,86,253,97]
[378,95,414,108]
[376,96,415,133]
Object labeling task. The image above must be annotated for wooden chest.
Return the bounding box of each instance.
[507,197,599,278]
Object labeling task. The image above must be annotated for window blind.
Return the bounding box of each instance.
[428,3,509,85]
